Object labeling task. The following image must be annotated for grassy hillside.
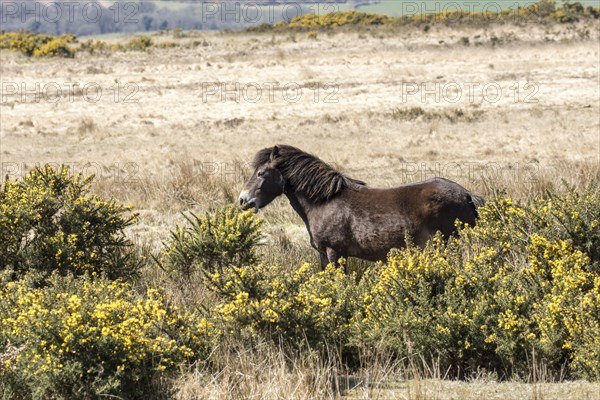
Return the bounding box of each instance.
[248,0,599,32]
[357,0,600,16]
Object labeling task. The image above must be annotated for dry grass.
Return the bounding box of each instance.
[172,342,600,400]
[174,342,338,400]
[345,379,600,400]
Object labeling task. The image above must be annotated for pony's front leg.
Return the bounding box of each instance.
[319,248,347,273]
[319,252,329,270]
[327,248,349,273]
[318,249,338,269]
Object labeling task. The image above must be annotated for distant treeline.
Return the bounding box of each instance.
[0,0,348,35]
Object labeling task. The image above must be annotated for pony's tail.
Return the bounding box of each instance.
[469,193,485,218]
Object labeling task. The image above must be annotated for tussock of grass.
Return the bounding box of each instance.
[92,157,244,213]
[389,106,485,123]
[174,340,339,400]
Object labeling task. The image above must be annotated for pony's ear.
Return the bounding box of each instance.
[270,146,280,162]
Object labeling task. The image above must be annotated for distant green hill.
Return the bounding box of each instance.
[248,0,599,32]
[356,0,600,16]
[1,0,598,35]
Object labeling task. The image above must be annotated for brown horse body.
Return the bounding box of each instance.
[239,145,483,268]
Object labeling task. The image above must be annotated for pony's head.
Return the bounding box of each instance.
[238,146,285,210]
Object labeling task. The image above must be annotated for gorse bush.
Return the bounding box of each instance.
[159,206,262,276]
[357,185,600,379]
[206,262,360,349]
[77,39,116,55]
[0,31,76,57]
[124,36,153,51]
[32,38,76,58]
[1,31,165,58]
[0,166,140,281]
[0,271,214,399]
[0,167,212,398]
[530,188,600,271]
[280,11,396,30]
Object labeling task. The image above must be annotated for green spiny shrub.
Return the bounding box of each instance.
[32,38,76,58]
[355,185,600,379]
[0,31,51,56]
[277,10,396,31]
[0,31,76,57]
[79,39,116,55]
[0,166,140,281]
[0,271,214,398]
[206,262,360,350]
[125,36,153,51]
[159,206,263,276]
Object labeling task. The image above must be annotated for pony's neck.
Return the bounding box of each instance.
[284,190,313,229]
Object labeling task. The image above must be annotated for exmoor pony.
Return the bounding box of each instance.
[239,145,484,269]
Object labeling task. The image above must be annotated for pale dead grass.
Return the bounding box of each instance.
[345,379,600,400]
[174,341,338,400]
[2,24,598,180]
[173,342,600,400]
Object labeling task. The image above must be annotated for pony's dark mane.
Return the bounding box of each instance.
[252,145,366,202]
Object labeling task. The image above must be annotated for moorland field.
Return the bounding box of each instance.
[2,20,598,243]
[1,4,599,399]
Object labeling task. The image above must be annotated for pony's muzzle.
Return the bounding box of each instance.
[238,191,257,210]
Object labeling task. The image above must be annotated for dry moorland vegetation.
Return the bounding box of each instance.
[2,16,599,244]
[1,3,600,399]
